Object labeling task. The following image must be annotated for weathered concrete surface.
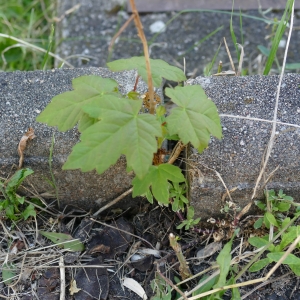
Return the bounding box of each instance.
[1,70,299,218]
[0,67,152,211]
[188,74,300,219]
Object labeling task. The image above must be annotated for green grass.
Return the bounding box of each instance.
[0,0,55,71]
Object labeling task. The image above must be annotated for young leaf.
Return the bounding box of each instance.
[192,274,217,296]
[107,56,186,87]
[132,164,185,205]
[166,85,222,153]
[21,204,36,220]
[249,258,270,272]
[63,96,162,179]
[187,206,195,220]
[254,217,263,229]
[276,202,290,212]
[2,262,16,285]
[289,264,300,276]
[214,234,235,288]
[280,226,300,250]
[264,211,279,227]
[37,76,119,131]
[248,236,270,249]
[5,168,34,203]
[268,252,300,265]
[39,231,85,251]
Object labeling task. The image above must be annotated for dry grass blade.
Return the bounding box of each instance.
[236,43,244,76]
[109,14,135,52]
[17,127,36,169]
[223,37,236,74]
[59,256,65,300]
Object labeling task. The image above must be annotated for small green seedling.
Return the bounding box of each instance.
[176,206,201,230]
[169,182,189,212]
[0,168,36,220]
[36,56,222,218]
[250,189,300,276]
[254,189,294,229]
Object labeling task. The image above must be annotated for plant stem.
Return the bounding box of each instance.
[168,141,186,164]
[92,187,133,217]
[129,0,155,114]
[169,233,192,280]
[155,263,188,300]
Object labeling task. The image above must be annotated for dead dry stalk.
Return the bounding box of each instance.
[129,0,155,114]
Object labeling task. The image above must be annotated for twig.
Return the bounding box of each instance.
[129,0,155,114]
[155,263,188,300]
[168,141,186,164]
[109,14,135,52]
[169,233,192,280]
[92,187,133,217]
[59,256,65,300]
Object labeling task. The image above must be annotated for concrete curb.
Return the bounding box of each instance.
[1,69,299,218]
[0,67,151,211]
[188,74,300,219]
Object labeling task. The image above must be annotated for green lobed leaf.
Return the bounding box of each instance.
[132,164,185,205]
[165,85,222,153]
[107,56,186,87]
[40,231,85,252]
[249,258,270,272]
[63,95,162,178]
[36,76,119,131]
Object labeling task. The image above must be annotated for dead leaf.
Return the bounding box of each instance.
[196,241,222,259]
[123,278,148,300]
[18,127,36,169]
[70,279,81,295]
[87,217,133,259]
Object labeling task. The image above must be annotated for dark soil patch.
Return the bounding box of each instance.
[0,201,299,299]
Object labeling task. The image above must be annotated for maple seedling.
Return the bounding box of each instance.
[36,56,222,220]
